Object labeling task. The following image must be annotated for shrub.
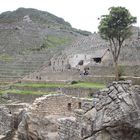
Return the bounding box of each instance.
[71,81,78,85]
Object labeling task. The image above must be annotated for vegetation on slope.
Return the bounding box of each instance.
[41,35,72,49]
[0,8,91,81]
[0,89,58,95]
[13,81,105,89]
[0,82,105,98]
[0,54,13,61]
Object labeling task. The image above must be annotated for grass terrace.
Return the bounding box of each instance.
[13,81,106,89]
[0,81,106,98]
[71,81,106,89]
[0,54,13,61]
[42,35,72,49]
[0,89,58,95]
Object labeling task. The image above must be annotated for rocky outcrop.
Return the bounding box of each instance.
[0,106,14,139]
[0,103,29,140]
[18,111,60,140]
[58,81,140,140]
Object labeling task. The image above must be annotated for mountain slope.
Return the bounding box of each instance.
[24,26,140,83]
[0,8,91,81]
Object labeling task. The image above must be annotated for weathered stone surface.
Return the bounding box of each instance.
[0,106,14,139]
[58,81,140,140]
[18,111,59,140]
[82,101,93,112]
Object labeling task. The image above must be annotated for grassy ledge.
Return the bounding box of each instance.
[13,81,105,89]
[0,89,59,95]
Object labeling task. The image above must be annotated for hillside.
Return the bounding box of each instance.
[24,26,140,84]
[0,8,139,83]
[0,8,91,81]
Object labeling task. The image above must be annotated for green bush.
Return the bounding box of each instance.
[71,81,78,85]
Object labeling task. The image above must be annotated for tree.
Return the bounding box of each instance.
[98,7,136,81]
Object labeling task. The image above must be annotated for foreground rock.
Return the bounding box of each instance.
[0,106,14,139]
[0,103,29,140]
[58,81,140,140]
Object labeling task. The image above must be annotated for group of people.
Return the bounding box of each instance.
[80,67,89,76]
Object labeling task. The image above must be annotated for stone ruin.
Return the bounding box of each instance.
[23,15,32,22]
[50,54,70,72]
[50,36,112,73]
[49,28,140,74]
[0,81,140,140]
[24,27,140,83]
[34,47,112,81]
[0,94,85,140]
[17,94,85,140]
[58,81,140,140]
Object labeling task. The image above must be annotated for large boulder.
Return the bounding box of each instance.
[88,81,140,140]
[58,81,140,140]
[18,111,59,140]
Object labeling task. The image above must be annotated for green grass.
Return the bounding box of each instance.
[0,82,11,86]
[70,82,106,89]
[42,35,72,48]
[14,81,105,89]
[0,54,13,61]
[0,82,105,96]
[14,83,65,88]
[0,89,59,95]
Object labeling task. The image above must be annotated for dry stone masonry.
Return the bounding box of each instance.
[17,94,85,140]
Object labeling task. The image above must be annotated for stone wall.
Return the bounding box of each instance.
[51,54,70,72]
[89,65,140,77]
[25,63,140,84]
[11,86,96,98]
[58,100,93,140]
[5,93,42,103]
[31,94,83,116]
[61,87,97,98]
